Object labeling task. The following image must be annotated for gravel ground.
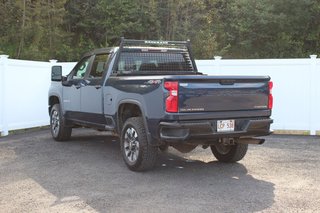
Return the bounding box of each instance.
[0,128,319,213]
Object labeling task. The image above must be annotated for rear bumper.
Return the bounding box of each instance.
[159,118,273,143]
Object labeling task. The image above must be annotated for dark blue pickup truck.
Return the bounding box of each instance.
[49,38,273,171]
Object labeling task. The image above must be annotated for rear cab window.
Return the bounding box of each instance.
[117,50,194,72]
[113,40,198,75]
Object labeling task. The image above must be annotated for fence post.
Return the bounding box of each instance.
[214,56,222,74]
[309,55,317,135]
[0,55,9,136]
[49,59,57,64]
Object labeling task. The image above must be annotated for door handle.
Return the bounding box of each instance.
[219,80,235,85]
[75,84,81,89]
[95,85,102,89]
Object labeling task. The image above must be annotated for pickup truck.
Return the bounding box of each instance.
[49,38,273,171]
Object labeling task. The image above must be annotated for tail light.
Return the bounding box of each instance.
[268,81,273,109]
[164,81,179,112]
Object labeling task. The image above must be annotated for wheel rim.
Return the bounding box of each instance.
[214,143,232,155]
[51,110,60,136]
[123,127,140,163]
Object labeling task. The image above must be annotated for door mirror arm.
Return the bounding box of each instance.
[62,78,72,87]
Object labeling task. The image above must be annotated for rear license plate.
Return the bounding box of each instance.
[217,120,235,132]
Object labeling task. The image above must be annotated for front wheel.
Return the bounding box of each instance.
[50,104,72,141]
[120,117,158,171]
[210,142,248,162]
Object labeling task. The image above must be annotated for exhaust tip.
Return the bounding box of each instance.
[238,138,265,145]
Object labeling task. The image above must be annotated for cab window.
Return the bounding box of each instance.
[88,54,110,78]
[72,56,91,79]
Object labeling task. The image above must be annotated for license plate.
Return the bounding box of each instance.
[217,120,235,132]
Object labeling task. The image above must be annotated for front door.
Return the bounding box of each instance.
[62,56,93,119]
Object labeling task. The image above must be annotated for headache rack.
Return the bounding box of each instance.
[112,38,198,74]
[120,38,190,48]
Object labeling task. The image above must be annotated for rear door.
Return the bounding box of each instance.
[80,53,110,124]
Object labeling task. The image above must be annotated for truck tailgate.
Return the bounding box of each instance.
[177,76,270,112]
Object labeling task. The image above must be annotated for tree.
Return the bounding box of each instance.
[0,1,21,56]
[1,0,319,60]
[212,0,320,58]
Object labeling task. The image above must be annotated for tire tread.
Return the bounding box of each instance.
[121,117,158,171]
[50,104,72,141]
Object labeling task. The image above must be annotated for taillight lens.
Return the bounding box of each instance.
[164,81,179,113]
[268,81,273,109]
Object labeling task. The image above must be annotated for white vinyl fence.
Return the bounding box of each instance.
[0,55,76,136]
[0,54,319,136]
[196,55,320,135]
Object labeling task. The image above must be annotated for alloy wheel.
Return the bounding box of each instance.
[123,127,140,163]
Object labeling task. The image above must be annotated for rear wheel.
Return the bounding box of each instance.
[120,117,158,171]
[210,142,248,162]
[50,104,72,141]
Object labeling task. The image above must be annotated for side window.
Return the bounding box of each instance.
[88,54,109,78]
[72,57,91,79]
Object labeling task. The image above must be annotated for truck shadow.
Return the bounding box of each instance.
[1,129,275,212]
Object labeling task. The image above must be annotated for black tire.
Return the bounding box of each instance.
[120,117,158,171]
[50,104,72,141]
[210,142,248,162]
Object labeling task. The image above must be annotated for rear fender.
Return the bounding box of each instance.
[117,100,158,146]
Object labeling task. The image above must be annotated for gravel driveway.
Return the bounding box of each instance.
[0,129,319,213]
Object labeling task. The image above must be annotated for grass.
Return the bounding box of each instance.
[0,126,50,137]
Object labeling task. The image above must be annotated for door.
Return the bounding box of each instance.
[62,56,93,119]
[80,53,110,124]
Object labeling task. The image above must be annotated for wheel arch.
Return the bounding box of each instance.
[117,99,155,142]
[48,95,61,115]
[117,100,146,131]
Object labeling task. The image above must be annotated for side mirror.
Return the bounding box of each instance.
[51,66,62,81]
